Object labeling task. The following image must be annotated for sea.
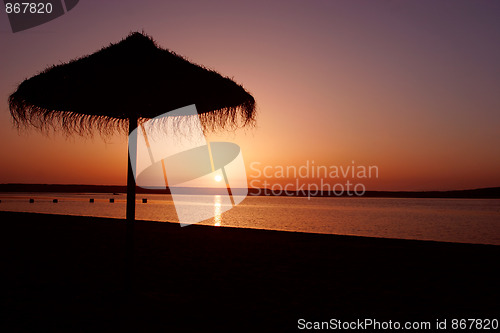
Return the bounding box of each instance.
[1,192,499,245]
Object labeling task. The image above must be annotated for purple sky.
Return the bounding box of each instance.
[1,0,499,190]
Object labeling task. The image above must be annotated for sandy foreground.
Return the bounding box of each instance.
[0,211,498,332]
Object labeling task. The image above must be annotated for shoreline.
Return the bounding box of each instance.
[1,211,499,331]
[1,183,500,198]
[1,209,499,247]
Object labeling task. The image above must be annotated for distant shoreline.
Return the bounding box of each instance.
[1,183,499,198]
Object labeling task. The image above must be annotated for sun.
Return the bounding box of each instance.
[214,175,223,182]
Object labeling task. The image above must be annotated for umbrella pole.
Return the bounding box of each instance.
[126,116,137,221]
[125,116,137,295]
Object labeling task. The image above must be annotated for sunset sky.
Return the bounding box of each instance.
[1,0,499,191]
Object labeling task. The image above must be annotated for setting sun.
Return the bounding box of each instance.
[214,175,223,182]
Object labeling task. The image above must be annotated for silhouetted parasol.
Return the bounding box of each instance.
[9,32,256,222]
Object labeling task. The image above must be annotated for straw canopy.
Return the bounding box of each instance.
[9,32,256,136]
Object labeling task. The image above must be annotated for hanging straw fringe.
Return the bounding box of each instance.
[8,32,256,137]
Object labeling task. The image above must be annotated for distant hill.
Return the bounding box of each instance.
[362,187,500,199]
[1,184,499,198]
[248,187,500,198]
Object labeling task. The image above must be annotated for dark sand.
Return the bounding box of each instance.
[1,211,498,332]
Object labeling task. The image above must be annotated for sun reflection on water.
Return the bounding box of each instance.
[214,195,222,226]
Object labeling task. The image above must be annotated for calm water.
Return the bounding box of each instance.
[1,192,499,245]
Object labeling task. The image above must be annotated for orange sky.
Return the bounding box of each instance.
[1,0,499,191]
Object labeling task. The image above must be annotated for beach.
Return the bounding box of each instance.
[1,211,498,332]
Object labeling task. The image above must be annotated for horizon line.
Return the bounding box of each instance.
[0,183,499,199]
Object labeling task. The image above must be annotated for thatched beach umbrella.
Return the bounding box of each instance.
[8,32,256,222]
